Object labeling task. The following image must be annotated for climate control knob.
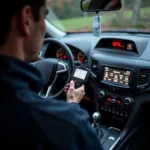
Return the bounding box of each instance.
[99,91,105,99]
[124,97,133,105]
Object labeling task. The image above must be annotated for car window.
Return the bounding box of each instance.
[46,0,150,33]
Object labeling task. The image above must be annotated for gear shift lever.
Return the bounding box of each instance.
[92,112,103,140]
[92,112,101,127]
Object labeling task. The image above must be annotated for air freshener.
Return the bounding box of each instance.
[93,15,101,37]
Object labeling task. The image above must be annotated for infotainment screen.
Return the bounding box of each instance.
[73,68,88,80]
[103,66,131,86]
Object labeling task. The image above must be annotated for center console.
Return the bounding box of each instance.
[89,40,150,149]
[99,66,133,119]
[92,62,138,123]
[90,63,136,149]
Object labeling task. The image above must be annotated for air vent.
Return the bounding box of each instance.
[91,60,99,72]
[138,69,150,86]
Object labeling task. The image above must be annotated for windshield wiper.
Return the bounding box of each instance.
[102,29,150,34]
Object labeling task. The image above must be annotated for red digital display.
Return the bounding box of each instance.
[112,40,125,49]
[98,38,136,52]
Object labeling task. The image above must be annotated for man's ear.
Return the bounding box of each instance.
[17,5,34,36]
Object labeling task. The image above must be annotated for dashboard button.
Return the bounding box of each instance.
[99,91,105,99]
[120,113,123,116]
[124,97,133,105]
[111,99,116,103]
[101,106,104,110]
[107,97,112,101]
[116,112,119,115]
[104,106,108,111]
[124,112,128,117]
[108,109,111,112]
[112,110,115,114]
[116,99,121,104]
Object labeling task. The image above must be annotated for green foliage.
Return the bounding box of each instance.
[125,0,150,8]
[50,0,83,19]
[110,17,122,27]
[134,21,146,28]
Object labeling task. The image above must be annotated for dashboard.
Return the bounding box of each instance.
[41,32,150,128]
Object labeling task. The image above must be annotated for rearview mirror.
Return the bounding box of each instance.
[81,0,122,12]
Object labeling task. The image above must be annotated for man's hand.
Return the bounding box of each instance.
[64,80,85,103]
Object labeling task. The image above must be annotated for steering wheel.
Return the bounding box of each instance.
[34,38,75,99]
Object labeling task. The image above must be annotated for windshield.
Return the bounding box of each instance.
[46,0,150,33]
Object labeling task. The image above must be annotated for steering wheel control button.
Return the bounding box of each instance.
[99,91,105,99]
[124,97,133,105]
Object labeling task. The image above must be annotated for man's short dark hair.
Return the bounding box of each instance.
[0,0,45,45]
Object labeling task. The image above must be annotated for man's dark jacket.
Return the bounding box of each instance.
[0,55,102,150]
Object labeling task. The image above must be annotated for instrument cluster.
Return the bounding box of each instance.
[56,47,86,63]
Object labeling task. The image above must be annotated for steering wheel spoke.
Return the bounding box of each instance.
[39,61,68,98]
[39,85,53,98]
[39,73,58,98]
[57,61,67,74]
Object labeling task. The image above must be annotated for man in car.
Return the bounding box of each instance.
[0,0,102,150]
